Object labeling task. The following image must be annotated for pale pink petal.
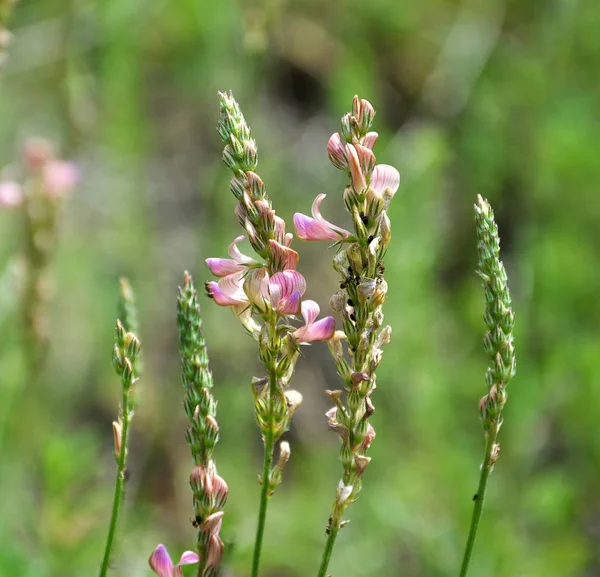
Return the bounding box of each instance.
[42,160,79,197]
[207,272,247,306]
[177,551,200,566]
[294,316,336,343]
[228,235,255,264]
[362,132,379,150]
[269,271,306,312]
[370,164,400,194]
[205,258,244,277]
[354,144,376,176]
[300,299,320,326]
[311,194,350,237]
[293,195,349,241]
[277,289,302,315]
[149,544,174,577]
[273,215,287,243]
[293,213,337,241]
[346,144,367,191]
[268,239,299,271]
[327,133,349,170]
[0,181,23,207]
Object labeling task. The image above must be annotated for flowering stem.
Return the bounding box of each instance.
[317,523,340,577]
[458,429,497,577]
[99,385,131,577]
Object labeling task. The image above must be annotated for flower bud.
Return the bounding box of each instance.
[284,389,303,418]
[112,420,122,457]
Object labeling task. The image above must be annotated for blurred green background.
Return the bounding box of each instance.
[1,0,599,575]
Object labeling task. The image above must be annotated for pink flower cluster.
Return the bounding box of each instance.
[292,132,400,241]
[205,236,335,343]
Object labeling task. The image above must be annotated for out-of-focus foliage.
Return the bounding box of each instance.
[1,0,599,575]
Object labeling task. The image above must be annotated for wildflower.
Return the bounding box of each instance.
[268,270,306,315]
[292,300,336,343]
[148,544,199,577]
[293,194,350,241]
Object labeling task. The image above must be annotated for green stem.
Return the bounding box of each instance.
[99,390,131,577]
[251,430,275,577]
[458,431,497,577]
[251,315,278,577]
[317,523,340,577]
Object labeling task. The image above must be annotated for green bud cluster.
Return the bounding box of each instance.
[474,195,516,439]
[177,272,228,574]
[177,272,220,466]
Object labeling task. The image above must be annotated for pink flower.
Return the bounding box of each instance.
[0,180,23,207]
[370,164,400,195]
[42,160,79,197]
[206,271,248,306]
[148,544,199,577]
[292,300,336,343]
[268,270,306,315]
[293,194,350,242]
[206,235,256,277]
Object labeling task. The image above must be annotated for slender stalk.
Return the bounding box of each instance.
[251,314,278,577]
[458,431,497,577]
[99,387,131,577]
[317,524,340,577]
[251,430,275,577]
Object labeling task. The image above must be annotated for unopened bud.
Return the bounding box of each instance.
[124,332,141,359]
[112,421,122,456]
[205,534,225,572]
[284,389,303,417]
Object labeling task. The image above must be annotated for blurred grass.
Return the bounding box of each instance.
[1,0,600,575]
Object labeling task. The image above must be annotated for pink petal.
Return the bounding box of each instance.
[42,160,79,197]
[346,144,367,191]
[293,213,337,241]
[207,272,247,306]
[294,316,336,343]
[149,544,174,577]
[228,235,255,264]
[370,164,400,195]
[276,289,302,315]
[269,270,306,311]
[0,181,23,207]
[327,132,349,170]
[177,551,200,566]
[362,132,379,150]
[300,299,320,326]
[205,258,244,277]
[268,239,299,271]
[273,215,287,244]
[354,144,376,176]
[293,195,349,241]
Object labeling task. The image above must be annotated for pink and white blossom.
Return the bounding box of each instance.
[206,271,248,306]
[268,239,299,271]
[293,194,350,242]
[292,300,336,343]
[370,164,400,196]
[148,544,199,577]
[268,270,306,315]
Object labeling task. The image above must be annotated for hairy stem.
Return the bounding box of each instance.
[459,431,497,577]
[99,389,130,577]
